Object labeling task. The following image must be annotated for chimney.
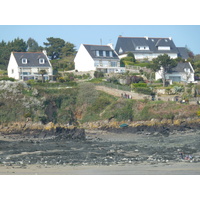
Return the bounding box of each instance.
[169,37,172,40]
[42,50,47,55]
[145,36,148,40]
[107,43,114,49]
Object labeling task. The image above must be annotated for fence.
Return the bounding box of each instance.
[96,82,131,92]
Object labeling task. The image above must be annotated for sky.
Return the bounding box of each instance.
[0,25,200,54]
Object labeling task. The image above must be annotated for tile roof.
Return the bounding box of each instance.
[83,44,119,60]
[171,62,194,73]
[177,47,189,60]
[13,52,51,67]
[115,36,178,55]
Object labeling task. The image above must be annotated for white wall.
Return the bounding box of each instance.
[7,53,19,79]
[74,44,95,72]
[133,53,178,61]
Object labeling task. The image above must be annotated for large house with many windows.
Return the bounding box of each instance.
[74,44,124,73]
[115,36,189,61]
[7,51,53,81]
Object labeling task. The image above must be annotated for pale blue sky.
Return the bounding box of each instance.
[0,25,200,54]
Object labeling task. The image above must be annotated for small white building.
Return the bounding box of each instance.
[7,51,53,81]
[74,44,124,73]
[155,62,195,83]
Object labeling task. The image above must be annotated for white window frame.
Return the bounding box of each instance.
[22,58,27,64]
[39,58,45,64]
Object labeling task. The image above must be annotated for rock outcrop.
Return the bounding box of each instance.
[0,122,85,140]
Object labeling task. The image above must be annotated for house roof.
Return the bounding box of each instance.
[13,52,51,67]
[83,44,119,60]
[171,62,194,73]
[177,47,189,60]
[115,36,178,55]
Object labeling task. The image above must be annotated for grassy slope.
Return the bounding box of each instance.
[0,82,199,125]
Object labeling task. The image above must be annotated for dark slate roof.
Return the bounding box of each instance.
[83,44,119,60]
[13,52,51,67]
[177,47,189,60]
[171,62,194,73]
[115,36,178,55]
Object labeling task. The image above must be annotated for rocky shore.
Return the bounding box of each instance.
[0,118,200,174]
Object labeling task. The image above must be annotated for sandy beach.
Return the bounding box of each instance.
[0,161,200,175]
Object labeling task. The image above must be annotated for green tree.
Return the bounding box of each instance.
[39,69,47,83]
[43,37,65,60]
[0,40,10,70]
[8,37,27,52]
[61,42,76,58]
[152,54,177,87]
[27,38,40,52]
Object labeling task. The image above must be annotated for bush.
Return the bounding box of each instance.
[132,83,147,88]
[0,76,15,81]
[133,87,154,95]
[94,71,104,78]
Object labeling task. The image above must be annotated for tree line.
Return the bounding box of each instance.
[0,37,76,71]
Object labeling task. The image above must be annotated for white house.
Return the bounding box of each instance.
[7,51,53,81]
[155,62,195,83]
[74,44,124,73]
[115,36,189,61]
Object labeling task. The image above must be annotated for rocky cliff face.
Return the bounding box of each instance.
[0,121,85,140]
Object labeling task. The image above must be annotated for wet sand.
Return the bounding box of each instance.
[1,162,200,175]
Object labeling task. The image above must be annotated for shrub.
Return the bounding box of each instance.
[133,87,154,95]
[0,77,15,81]
[132,83,147,88]
[94,71,104,78]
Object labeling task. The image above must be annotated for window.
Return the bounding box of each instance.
[109,51,113,57]
[103,51,106,57]
[119,47,123,54]
[96,51,99,56]
[111,61,117,67]
[22,58,27,64]
[106,51,110,57]
[99,50,103,56]
[39,58,45,64]
[11,69,14,74]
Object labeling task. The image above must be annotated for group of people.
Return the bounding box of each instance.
[180,152,193,160]
[121,93,132,99]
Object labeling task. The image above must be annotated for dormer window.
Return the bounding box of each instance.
[22,58,27,64]
[109,51,113,57]
[119,47,123,54]
[39,58,45,64]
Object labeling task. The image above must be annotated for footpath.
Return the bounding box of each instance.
[95,85,149,100]
[95,85,198,104]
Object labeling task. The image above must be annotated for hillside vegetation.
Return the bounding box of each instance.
[0,81,199,127]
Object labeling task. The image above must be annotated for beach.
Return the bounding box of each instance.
[0,129,200,175]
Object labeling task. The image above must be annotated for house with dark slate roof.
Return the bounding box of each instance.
[7,51,53,81]
[74,44,124,73]
[115,36,189,61]
[155,62,195,83]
